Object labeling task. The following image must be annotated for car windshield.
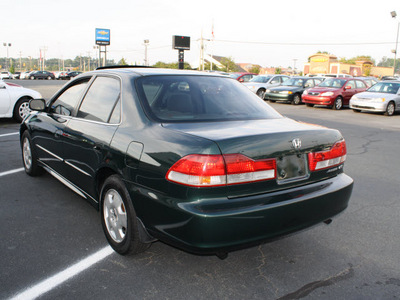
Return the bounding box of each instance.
[283,78,305,87]
[136,75,282,122]
[250,76,272,83]
[367,82,400,94]
[319,79,346,88]
[228,73,241,79]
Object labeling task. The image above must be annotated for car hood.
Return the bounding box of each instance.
[307,87,340,93]
[352,91,397,100]
[269,86,302,92]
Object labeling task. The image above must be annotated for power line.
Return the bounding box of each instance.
[214,39,395,46]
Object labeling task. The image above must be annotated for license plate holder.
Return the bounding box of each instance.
[276,154,308,183]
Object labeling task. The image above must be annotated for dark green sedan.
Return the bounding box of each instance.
[20,67,353,258]
[264,76,323,105]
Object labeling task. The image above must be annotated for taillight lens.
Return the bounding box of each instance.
[166,154,276,187]
[308,140,347,171]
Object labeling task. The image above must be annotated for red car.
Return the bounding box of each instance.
[229,72,257,82]
[302,78,367,110]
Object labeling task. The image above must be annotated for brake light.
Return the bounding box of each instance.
[308,140,347,171]
[166,154,276,187]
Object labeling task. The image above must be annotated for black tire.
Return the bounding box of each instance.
[100,175,150,255]
[384,101,395,116]
[305,103,314,107]
[256,89,266,99]
[47,76,52,80]
[269,99,276,103]
[13,98,31,122]
[292,94,301,105]
[30,76,35,80]
[332,96,343,110]
[21,131,44,176]
[352,109,361,113]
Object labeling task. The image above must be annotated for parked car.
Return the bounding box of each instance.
[381,76,399,81]
[243,74,289,98]
[0,71,13,79]
[21,67,353,258]
[66,71,83,79]
[229,72,257,83]
[0,79,42,122]
[354,77,379,88]
[12,72,21,79]
[323,74,353,78]
[302,78,367,110]
[28,71,55,80]
[350,80,400,116]
[20,71,33,80]
[264,77,323,105]
[53,71,68,80]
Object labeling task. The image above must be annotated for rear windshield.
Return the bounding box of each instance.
[319,79,346,88]
[135,75,282,122]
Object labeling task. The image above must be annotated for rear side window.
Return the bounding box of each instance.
[50,79,90,116]
[77,76,121,123]
[136,75,282,122]
[356,80,366,88]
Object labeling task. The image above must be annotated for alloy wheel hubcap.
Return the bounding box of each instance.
[19,102,30,119]
[103,189,127,243]
[23,138,32,170]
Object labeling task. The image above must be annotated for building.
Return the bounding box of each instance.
[303,53,393,77]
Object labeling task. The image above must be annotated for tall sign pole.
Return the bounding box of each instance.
[95,28,110,67]
[172,35,190,70]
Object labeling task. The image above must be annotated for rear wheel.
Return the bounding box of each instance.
[21,131,43,176]
[256,89,266,99]
[100,175,151,255]
[292,94,301,105]
[47,76,52,80]
[332,96,343,110]
[13,98,31,122]
[384,101,395,116]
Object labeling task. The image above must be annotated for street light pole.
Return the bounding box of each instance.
[144,39,149,66]
[3,42,11,70]
[391,11,399,75]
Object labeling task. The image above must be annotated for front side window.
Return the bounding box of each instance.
[50,79,90,116]
[77,76,121,123]
[136,75,282,122]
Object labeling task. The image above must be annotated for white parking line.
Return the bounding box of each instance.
[10,246,114,300]
[0,168,25,177]
[0,132,19,138]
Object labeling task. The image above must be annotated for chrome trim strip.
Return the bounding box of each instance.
[36,144,63,161]
[64,160,91,177]
[47,169,87,199]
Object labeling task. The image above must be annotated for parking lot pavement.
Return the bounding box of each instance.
[1,95,400,299]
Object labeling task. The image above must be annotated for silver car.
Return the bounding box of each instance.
[350,81,400,116]
[243,75,289,98]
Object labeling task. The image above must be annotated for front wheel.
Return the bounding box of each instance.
[384,101,395,116]
[332,97,343,110]
[21,131,43,176]
[100,175,151,255]
[30,76,35,80]
[47,76,52,80]
[292,94,301,105]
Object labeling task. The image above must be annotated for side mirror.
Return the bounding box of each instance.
[29,98,46,111]
[344,85,352,90]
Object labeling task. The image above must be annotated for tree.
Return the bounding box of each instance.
[9,60,15,73]
[219,57,238,72]
[118,58,128,65]
[152,61,191,69]
[249,65,261,74]
[275,67,282,74]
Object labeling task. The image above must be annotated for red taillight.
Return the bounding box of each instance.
[308,140,347,171]
[166,154,276,187]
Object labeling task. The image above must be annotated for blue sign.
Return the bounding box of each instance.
[95,28,110,45]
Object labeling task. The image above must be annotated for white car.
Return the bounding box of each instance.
[350,81,400,116]
[0,71,13,79]
[242,75,290,98]
[20,71,33,80]
[0,79,42,122]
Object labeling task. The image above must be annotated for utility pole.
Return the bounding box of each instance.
[87,51,91,71]
[19,51,22,72]
[144,39,149,66]
[40,46,48,70]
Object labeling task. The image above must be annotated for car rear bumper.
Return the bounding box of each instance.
[302,95,334,105]
[137,173,354,254]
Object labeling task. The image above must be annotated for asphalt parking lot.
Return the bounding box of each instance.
[1,80,400,299]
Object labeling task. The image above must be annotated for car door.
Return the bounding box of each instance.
[0,81,11,116]
[342,80,356,104]
[61,75,121,200]
[29,77,91,176]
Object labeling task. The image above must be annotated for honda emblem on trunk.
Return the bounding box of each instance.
[292,138,302,149]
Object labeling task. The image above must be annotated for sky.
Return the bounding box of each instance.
[3,0,400,70]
